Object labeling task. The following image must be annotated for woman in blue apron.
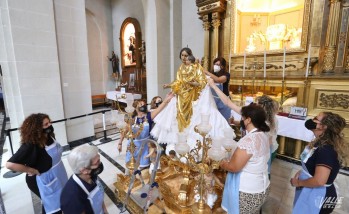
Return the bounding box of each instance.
[61,144,106,214]
[220,104,271,214]
[291,112,347,214]
[36,137,68,214]
[118,95,174,168]
[6,113,66,214]
[204,57,231,121]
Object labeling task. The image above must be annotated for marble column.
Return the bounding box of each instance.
[202,15,211,71]
[211,12,221,60]
[323,0,342,73]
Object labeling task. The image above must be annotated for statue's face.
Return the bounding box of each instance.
[181,51,189,64]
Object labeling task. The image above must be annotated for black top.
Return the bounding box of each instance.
[60,175,97,214]
[211,70,230,96]
[305,144,340,185]
[8,142,52,173]
[305,144,340,213]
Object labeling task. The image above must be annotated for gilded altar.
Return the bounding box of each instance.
[196,0,349,165]
[114,155,227,213]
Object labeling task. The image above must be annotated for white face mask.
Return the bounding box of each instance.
[213,65,221,73]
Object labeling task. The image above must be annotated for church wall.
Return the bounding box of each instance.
[182,0,204,60]
[155,0,172,100]
[0,0,68,148]
[85,0,114,94]
[53,0,94,142]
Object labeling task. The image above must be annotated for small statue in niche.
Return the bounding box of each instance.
[107,51,120,80]
[128,36,136,63]
[139,40,146,66]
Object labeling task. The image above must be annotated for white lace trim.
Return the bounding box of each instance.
[237,132,270,158]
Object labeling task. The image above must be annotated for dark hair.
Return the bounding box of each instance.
[169,150,176,155]
[241,104,270,132]
[212,57,227,77]
[213,57,226,68]
[20,113,52,147]
[187,55,196,63]
[179,47,193,59]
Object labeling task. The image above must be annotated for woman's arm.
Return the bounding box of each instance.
[207,78,241,113]
[117,132,125,153]
[5,162,39,176]
[150,92,174,119]
[219,148,252,172]
[102,202,108,214]
[291,166,331,188]
[204,70,227,84]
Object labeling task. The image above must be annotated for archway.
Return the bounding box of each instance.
[119,17,146,98]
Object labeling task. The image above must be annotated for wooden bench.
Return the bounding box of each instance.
[92,94,108,107]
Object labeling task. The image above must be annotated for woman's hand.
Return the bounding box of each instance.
[188,81,199,86]
[207,78,215,87]
[118,143,122,153]
[290,177,300,187]
[204,70,210,75]
[219,159,229,170]
[163,84,170,89]
[294,170,301,180]
[164,92,175,102]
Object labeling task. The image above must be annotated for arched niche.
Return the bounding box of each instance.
[120,18,142,68]
[119,17,145,96]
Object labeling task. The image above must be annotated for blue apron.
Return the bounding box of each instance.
[221,171,241,214]
[36,140,68,214]
[293,146,329,214]
[73,174,104,214]
[125,117,150,167]
[211,83,231,121]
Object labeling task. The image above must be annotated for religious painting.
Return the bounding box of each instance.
[122,23,136,66]
[230,0,310,55]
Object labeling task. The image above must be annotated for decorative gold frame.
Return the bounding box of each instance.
[230,0,312,57]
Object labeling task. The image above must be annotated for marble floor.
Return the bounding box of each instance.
[1,118,348,213]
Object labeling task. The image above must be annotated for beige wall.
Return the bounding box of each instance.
[86,0,114,94]
[53,0,94,142]
[0,0,67,147]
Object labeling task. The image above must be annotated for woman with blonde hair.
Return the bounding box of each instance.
[150,96,163,111]
[291,112,348,213]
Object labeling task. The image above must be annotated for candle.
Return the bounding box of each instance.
[264,48,266,78]
[283,46,286,79]
[243,51,246,77]
[305,44,311,78]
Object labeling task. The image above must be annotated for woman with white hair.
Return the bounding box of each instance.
[60,144,108,214]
